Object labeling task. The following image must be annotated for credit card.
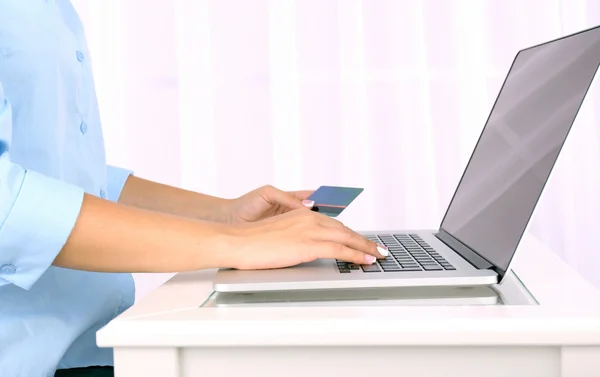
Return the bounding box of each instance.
[308,186,364,217]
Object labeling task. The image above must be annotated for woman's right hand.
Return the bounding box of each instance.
[220,209,388,270]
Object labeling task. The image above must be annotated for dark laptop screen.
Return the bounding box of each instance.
[440,26,600,273]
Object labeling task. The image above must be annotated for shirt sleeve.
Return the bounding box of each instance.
[0,80,84,290]
[106,165,133,202]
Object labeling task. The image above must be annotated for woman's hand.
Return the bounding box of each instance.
[222,209,388,270]
[54,195,387,274]
[223,185,315,224]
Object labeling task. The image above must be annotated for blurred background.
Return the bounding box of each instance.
[70,0,600,300]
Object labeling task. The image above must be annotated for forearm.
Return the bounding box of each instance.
[53,194,233,272]
[117,175,229,222]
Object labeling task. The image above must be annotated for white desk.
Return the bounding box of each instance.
[97,234,600,377]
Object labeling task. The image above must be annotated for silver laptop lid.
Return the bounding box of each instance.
[438,26,600,280]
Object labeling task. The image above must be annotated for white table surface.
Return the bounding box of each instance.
[97,233,600,377]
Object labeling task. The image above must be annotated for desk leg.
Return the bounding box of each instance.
[561,347,600,377]
[113,347,179,377]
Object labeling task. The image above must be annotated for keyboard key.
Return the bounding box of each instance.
[401,264,420,269]
[423,265,443,271]
[339,269,351,273]
[347,264,360,270]
[361,264,381,272]
[400,263,417,267]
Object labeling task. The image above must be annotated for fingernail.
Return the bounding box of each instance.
[365,255,377,264]
[302,200,315,208]
[377,245,389,257]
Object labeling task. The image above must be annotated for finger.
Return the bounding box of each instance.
[316,242,378,265]
[306,213,388,258]
[289,190,314,200]
[263,186,312,210]
[315,226,388,259]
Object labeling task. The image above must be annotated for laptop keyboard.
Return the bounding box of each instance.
[336,234,456,273]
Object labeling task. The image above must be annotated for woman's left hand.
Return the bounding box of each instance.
[224,185,315,224]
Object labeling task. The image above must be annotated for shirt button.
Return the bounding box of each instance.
[80,121,88,135]
[100,190,107,199]
[0,264,16,275]
[76,50,85,62]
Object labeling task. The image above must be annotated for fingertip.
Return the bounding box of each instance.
[364,254,377,264]
[376,245,389,257]
[302,199,315,208]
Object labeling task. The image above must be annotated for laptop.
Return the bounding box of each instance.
[213,25,600,293]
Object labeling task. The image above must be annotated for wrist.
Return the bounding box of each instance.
[210,198,235,224]
[189,220,243,270]
[187,196,231,223]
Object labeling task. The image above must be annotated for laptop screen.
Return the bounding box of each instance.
[440,26,600,274]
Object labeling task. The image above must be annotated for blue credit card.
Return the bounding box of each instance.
[308,186,364,217]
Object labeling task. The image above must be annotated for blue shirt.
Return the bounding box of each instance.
[0,1,135,375]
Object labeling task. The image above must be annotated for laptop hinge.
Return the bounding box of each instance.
[435,230,494,270]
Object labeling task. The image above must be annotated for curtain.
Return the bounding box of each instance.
[71,0,600,300]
